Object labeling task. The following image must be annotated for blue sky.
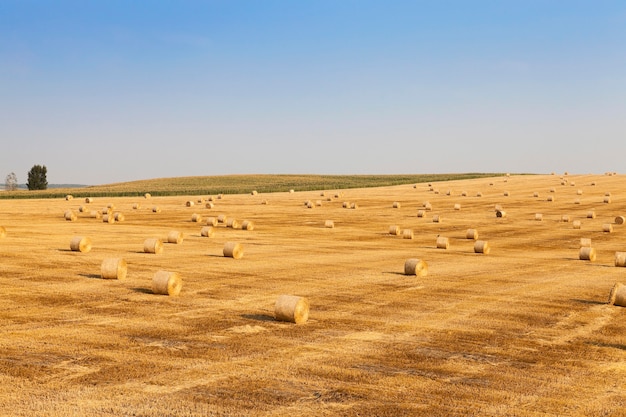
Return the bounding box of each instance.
[1,1,625,185]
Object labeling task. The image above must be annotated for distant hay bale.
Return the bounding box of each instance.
[389,225,401,236]
[223,242,243,259]
[208,196,215,202]
[217,214,227,223]
[549,188,556,193]
[535,213,543,221]
[547,196,555,202]
[503,191,510,197]
[315,200,322,207]
[579,247,596,261]
[251,190,258,195]
[144,193,151,199]
[85,197,93,203]
[107,203,115,210]
[603,224,613,233]
[573,220,582,229]
[206,217,218,226]
[605,192,612,197]
[289,189,295,193]
[591,181,597,186]
[101,258,127,280]
[580,238,592,247]
[186,200,195,207]
[454,203,461,210]
[65,195,73,201]
[167,231,184,244]
[324,220,334,229]
[78,205,87,213]
[152,271,182,296]
[533,192,539,197]
[577,189,583,195]
[561,215,570,222]
[70,236,92,253]
[574,199,581,205]
[587,210,596,219]
[143,238,164,254]
[615,253,626,267]
[242,220,255,231]
[261,200,268,205]
[433,214,441,223]
[64,210,77,222]
[205,202,214,209]
[350,203,358,209]
[152,206,161,213]
[306,201,314,209]
[342,202,349,208]
[417,210,425,218]
[496,210,506,218]
[393,202,401,208]
[200,226,215,237]
[90,211,101,219]
[476,192,482,197]
[608,283,626,306]
[615,216,625,225]
[466,229,478,240]
[604,196,611,204]
[217,194,224,199]
[404,259,428,276]
[461,191,467,197]
[402,229,414,239]
[132,203,141,210]
[436,236,449,249]
[226,218,240,229]
[474,240,490,254]
[424,202,432,211]
[274,295,309,324]
[191,213,203,223]
[102,214,115,224]
[446,190,452,196]
[114,212,125,222]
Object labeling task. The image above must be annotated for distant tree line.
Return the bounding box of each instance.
[4,164,48,191]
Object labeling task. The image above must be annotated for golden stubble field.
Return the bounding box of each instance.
[0,173,625,416]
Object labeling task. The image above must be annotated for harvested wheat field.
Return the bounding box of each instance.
[0,173,625,416]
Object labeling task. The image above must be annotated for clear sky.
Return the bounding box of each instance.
[1,1,625,185]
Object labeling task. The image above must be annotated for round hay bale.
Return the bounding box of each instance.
[579,247,596,261]
[152,206,161,213]
[205,202,214,209]
[78,205,87,213]
[261,200,268,205]
[587,210,596,219]
[64,210,77,222]
[604,196,612,204]
[533,192,539,197]
[577,189,583,195]
[496,210,506,218]
[324,220,334,229]
[251,190,258,195]
[608,283,626,306]
[200,226,215,237]
[549,188,556,193]
[191,213,203,223]
[143,238,164,254]
[417,209,425,218]
[605,192,612,197]
[65,195,73,201]
[474,240,490,254]
[274,295,309,324]
[107,203,116,209]
[132,203,141,209]
[561,215,570,222]
[393,202,401,208]
[206,217,218,226]
[503,191,510,197]
[167,231,184,244]
[144,193,151,199]
[404,259,428,276]
[350,203,358,209]
[466,229,478,240]
[152,271,182,296]
[535,213,543,221]
[101,258,127,280]
[85,197,94,203]
[433,215,441,223]
[70,236,92,253]
[580,238,592,247]
[402,229,414,239]
[615,216,625,225]
[573,220,582,229]
[547,196,555,202]
[289,189,295,193]
[342,202,350,208]
[389,225,401,236]
[424,202,432,211]
[436,236,449,249]
[574,199,581,204]
[0,226,6,238]
[102,214,115,224]
[217,214,227,223]
[226,218,240,229]
[454,203,461,210]
[614,252,626,267]
[461,191,467,197]
[242,220,255,231]
[186,200,195,207]
[603,224,613,233]
[223,242,243,259]
[90,211,101,219]
[114,212,125,222]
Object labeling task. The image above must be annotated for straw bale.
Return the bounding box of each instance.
[533,192,539,197]
[587,211,596,219]
[393,202,401,208]
[101,258,127,280]
[217,214,227,223]
[424,202,432,210]
[561,215,570,222]
[85,197,93,203]
[436,236,449,249]
[433,214,441,223]
[223,242,243,259]
[496,210,506,218]
[144,238,164,254]
[132,203,141,210]
[577,189,583,195]
[324,220,334,229]
[90,211,101,219]
[608,283,626,306]
[200,226,215,237]
[454,203,461,210]
[227,218,240,229]
[191,213,203,223]
[70,236,92,253]
[573,220,582,229]
[144,193,151,198]
[274,295,309,324]
[404,259,428,276]
[604,197,611,204]
[342,202,349,208]
[64,210,77,222]
[417,210,425,218]
[114,212,125,222]
[403,229,414,239]
[615,216,625,225]
[351,203,358,209]
[535,213,543,221]
[152,206,161,213]
[466,229,478,240]
[251,190,258,195]
[65,195,73,201]
[206,217,218,226]
[167,231,184,244]
[102,214,115,224]
[547,196,555,202]
[152,271,182,296]
[603,224,613,233]
[474,240,490,254]
[186,201,195,207]
[389,225,401,236]
[579,247,596,261]
[242,220,255,231]
[614,252,626,268]
[206,202,214,209]
[78,205,87,213]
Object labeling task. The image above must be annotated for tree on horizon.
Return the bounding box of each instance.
[26,164,48,190]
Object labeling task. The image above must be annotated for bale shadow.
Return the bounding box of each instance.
[79,273,101,280]
[571,298,607,305]
[242,314,276,322]
[131,287,153,294]
[383,271,408,276]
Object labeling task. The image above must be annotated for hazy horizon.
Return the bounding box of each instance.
[2,1,625,185]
